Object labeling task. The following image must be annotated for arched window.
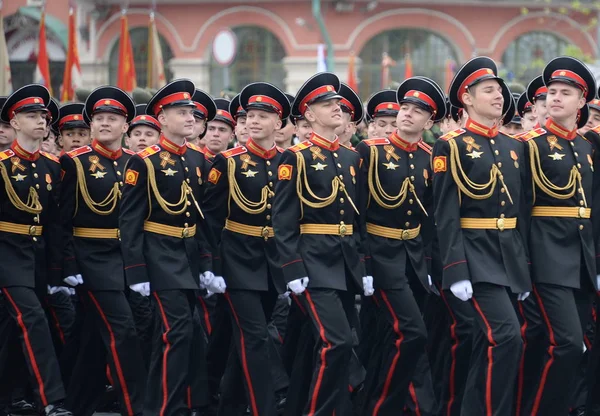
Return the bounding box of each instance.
[209,26,286,96]
[359,29,459,99]
[502,31,569,85]
[109,26,174,88]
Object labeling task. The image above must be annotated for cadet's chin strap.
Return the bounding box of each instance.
[0,163,43,215]
[73,158,120,216]
[227,157,272,215]
[448,138,513,205]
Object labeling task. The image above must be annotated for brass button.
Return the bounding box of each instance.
[501,201,506,206]
[405,222,410,227]
[186,178,191,183]
[580,200,585,206]
[497,162,502,168]
[268,171,273,176]
[340,198,344,203]
[269,182,273,187]
[407,210,412,215]
[32,237,37,242]
[333,152,338,158]
[577,163,582,169]
[33,173,38,178]
[266,215,271,220]
[340,210,345,215]
[184,223,189,227]
[579,188,583,194]
[409,199,414,204]
[266,161,271,166]
[410,176,415,181]
[500,213,505,218]
[571,142,575,147]
[113,161,118,166]
[35,184,40,189]
[33,217,39,223]
[186,212,190,217]
[186,201,191,206]
[119,181,124,186]
[580,224,584,230]
[490,140,495,145]
[339,174,344,180]
[409,154,414,159]
[575,152,579,157]
[267,204,272,209]
[337,163,342,168]
[31,163,36,168]
[185,167,189,172]
[494,150,499,156]
[501,187,505,193]
[410,164,415,169]
[181,157,186,161]
[117,171,122,176]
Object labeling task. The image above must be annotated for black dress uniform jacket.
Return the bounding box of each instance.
[119,136,212,291]
[356,132,434,290]
[272,133,365,291]
[60,140,134,291]
[432,119,531,293]
[0,142,62,288]
[524,119,599,290]
[202,138,286,293]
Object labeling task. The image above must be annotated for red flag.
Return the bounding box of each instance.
[61,7,82,102]
[381,52,396,89]
[147,13,166,89]
[117,13,137,91]
[347,52,358,92]
[404,53,413,80]
[34,11,52,95]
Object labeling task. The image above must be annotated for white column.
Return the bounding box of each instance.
[169,58,210,91]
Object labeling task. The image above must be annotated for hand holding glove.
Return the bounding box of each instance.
[130,282,150,297]
[288,277,309,295]
[450,280,473,302]
[517,292,530,301]
[48,286,71,296]
[362,276,374,296]
[63,274,83,287]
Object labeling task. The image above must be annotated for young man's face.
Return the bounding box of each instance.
[235,116,249,145]
[580,108,600,134]
[0,121,15,147]
[546,82,585,124]
[521,112,537,132]
[500,122,524,136]
[533,98,548,126]
[304,99,343,130]
[90,112,127,145]
[275,120,295,148]
[59,127,91,152]
[126,126,160,152]
[462,79,504,121]
[396,102,433,137]
[159,106,195,138]
[367,121,377,138]
[41,133,57,154]
[10,111,48,141]
[372,116,396,138]
[246,109,281,141]
[205,120,233,153]
[294,119,312,141]
[189,116,206,141]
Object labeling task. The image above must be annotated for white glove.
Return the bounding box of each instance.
[63,274,83,287]
[450,280,473,302]
[362,276,374,296]
[199,271,216,289]
[596,274,600,290]
[47,286,71,296]
[517,292,530,301]
[206,276,226,294]
[69,288,76,296]
[288,277,309,295]
[428,275,440,296]
[130,282,150,297]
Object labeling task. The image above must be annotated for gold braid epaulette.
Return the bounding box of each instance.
[0,163,42,214]
[448,138,513,204]
[227,157,272,215]
[73,158,120,216]
[527,140,585,206]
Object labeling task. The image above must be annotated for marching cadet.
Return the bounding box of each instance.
[204,98,235,158]
[366,90,398,139]
[579,97,600,135]
[0,97,15,151]
[291,112,313,142]
[188,89,212,149]
[0,84,72,416]
[202,81,290,416]
[517,92,537,133]
[335,83,362,148]
[518,56,599,416]
[60,86,147,416]
[56,103,91,154]
[432,57,531,416]
[274,94,296,149]
[439,99,463,135]
[357,76,444,415]
[230,94,250,147]
[119,79,216,415]
[125,104,161,152]
[500,92,524,136]
[527,75,549,128]
[273,72,371,415]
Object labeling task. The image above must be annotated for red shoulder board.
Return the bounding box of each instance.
[439,128,465,141]
[362,138,390,146]
[520,128,546,142]
[123,148,135,155]
[41,151,59,162]
[289,140,313,153]
[222,146,248,159]
[138,145,161,159]
[67,146,92,158]
[418,141,432,154]
[186,142,203,152]
[0,149,15,161]
[276,146,284,153]
[340,143,357,152]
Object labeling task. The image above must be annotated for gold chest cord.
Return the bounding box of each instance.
[73,157,120,216]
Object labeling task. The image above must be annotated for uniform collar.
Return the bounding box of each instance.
[12,140,39,161]
[159,134,187,155]
[389,130,420,152]
[545,118,577,140]
[204,147,215,159]
[465,118,498,138]
[309,132,339,151]
[246,138,278,160]
[92,139,122,160]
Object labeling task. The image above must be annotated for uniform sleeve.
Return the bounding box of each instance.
[119,155,150,286]
[272,150,308,284]
[356,142,372,276]
[45,162,64,286]
[201,154,229,276]
[518,140,532,265]
[421,164,435,277]
[59,155,80,279]
[584,130,600,274]
[431,139,471,289]
[351,153,367,279]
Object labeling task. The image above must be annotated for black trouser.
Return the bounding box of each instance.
[67,290,146,416]
[585,300,600,415]
[0,286,65,407]
[519,283,593,416]
[356,295,380,368]
[187,305,209,410]
[146,289,200,416]
[127,289,154,367]
[461,283,522,416]
[206,294,232,400]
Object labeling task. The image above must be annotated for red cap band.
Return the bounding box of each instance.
[534,86,548,98]
[131,114,161,130]
[93,99,128,115]
[299,85,337,114]
[153,92,193,115]
[374,102,400,114]
[215,109,236,125]
[458,68,496,103]
[339,98,355,115]
[403,90,437,113]
[550,69,588,92]
[58,114,85,129]
[248,95,283,116]
[524,102,532,110]
[192,102,208,118]
[8,97,47,120]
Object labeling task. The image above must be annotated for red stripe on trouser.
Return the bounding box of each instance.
[224,292,259,416]
[45,302,65,345]
[187,386,192,408]
[154,293,172,416]
[409,383,422,416]
[88,292,134,416]
[439,287,458,416]
[531,287,557,415]
[2,288,48,406]
[372,289,405,416]
[106,365,114,386]
[197,296,212,336]
[472,297,497,416]
[304,290,333,416]
[515,301,528,416]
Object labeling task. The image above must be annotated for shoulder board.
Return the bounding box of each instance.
[579,134,591,144]
[221,146,248,159]
[289,140,313,153]
[592,125,600,134]
[418,141,432,154]
[340,143,357,152]
[138,145,161,159]
[67,146,92,159]
[186,142,203,153]
[439,128,466,141]
[362,138,390,146]
[123,148,135,155]
[0,149,15,161]
[520,128,546,142]
[40,151,59,163]
[276,146,284,153]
